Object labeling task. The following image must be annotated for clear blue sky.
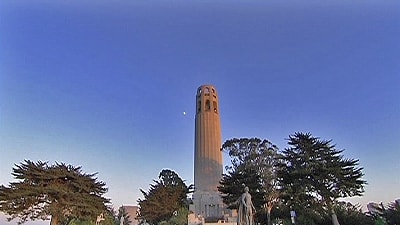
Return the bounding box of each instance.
[1,0,399,224]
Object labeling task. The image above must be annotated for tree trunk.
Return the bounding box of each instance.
[50,215,59,225]
[331,209,340,225]
[266,206,272,225]
[266,209,271,225]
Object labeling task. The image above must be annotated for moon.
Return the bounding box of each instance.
[183,111,186,116]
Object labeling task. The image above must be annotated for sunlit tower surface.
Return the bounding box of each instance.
[193,84,224,219]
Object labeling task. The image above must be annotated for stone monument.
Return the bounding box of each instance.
[237,187,255,225]
[192,84,224,220]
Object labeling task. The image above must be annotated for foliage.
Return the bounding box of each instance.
[374,217,388,225]
[320,202,374,225]
[276,132,367,225]
[159,207,189,225]
[67,208,120,225]
[0,160,109,225]
[270,202,325,225]
[137,169,193,225]
[117,207,131,225]
[219,167,263,210]
[218,138,280,225]
[271,201,373,225]
[68,219,94,225]
[385,200,400,225]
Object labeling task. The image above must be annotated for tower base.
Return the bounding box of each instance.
[192,191,224,221]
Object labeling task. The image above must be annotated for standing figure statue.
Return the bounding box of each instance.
[120,215,124,225]
[237,186,255,225]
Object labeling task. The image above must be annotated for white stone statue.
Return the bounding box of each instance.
[237,186,255,225]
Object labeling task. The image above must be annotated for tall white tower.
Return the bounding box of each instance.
[193,84,224,220]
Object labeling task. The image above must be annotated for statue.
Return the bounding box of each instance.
[120,215,124,225]
[237,186,255,225]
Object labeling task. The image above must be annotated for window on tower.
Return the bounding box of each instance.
[205,87,210,96]
[213,101,218,113]
[206,100,211,111]
[197,101,201,112]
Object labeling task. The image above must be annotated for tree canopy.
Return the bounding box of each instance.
[117,207,132,225]
[276,132,367,225]
[137,169,193,225]
[218,138,280,225]
[385,200,400,225]
[219,134,367,225]
[0,160,109,225]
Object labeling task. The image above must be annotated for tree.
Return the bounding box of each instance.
[219,167,263,210]
[385,200,400,225]
[103,209,121,225]
[68,208,120,225]
[68,219,94,225]
[117,207,132,225]
[160,207,189,225]
[277,132,367,225]
[218,138,281,225]
[0,160,109,225]
[326,202,374,225]
[137,169,193,225]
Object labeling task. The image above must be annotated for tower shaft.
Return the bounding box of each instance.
[193,85,224,219]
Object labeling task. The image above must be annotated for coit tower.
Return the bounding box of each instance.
[193,84,224,219]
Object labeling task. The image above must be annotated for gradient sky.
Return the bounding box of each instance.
[1,1,399,224]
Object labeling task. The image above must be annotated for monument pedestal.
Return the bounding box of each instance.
[193,191,224,220]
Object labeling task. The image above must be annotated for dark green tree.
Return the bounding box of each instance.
[219,167,262,210]
[386,200,400,225]
[0,160,109,225]
[160,207,189,225]
[68,208,120,225]
[277,132,367,225]
[137,169,193,225]
[218,138,281,225]
[68,219,94,225]
[318,201,374,225]
[117,207,132,225]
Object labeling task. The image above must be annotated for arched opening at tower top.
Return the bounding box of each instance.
[206,100,211,111]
